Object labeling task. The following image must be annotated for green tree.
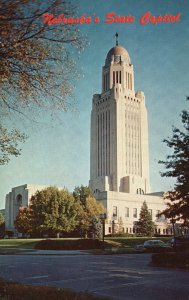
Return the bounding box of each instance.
[137,201,155,237]
[73,185,92,207]
[0,212,5,238]
[77,196,105,238]
[0,0,85,164]
[89,217,102,240]
[73,185,102,237]
[30,187,82,237]
[159,97,189,224]
[0,212,4,224]
[15,187,83,237]
[14,207,33,237]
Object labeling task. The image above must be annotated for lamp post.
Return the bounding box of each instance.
[112,220,115,235]
[100,213,106,244]
[169,217,177,251]
[171,217,176,239]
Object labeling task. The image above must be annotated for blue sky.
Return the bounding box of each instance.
[1,0,189,208]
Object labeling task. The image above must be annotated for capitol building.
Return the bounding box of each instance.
[89,38,172,235]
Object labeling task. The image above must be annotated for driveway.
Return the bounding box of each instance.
[0,253,188,300]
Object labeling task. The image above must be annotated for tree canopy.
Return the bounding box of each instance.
[14,186,105,238]
[0,0,85,164]
[0,0,84,114]
[0,212,5,238]
[0,212,4,224]
[0,125,26,164]
[73,185,92,207]
[30,187,82,236]
[79,196,105,237]
[159,97,189,224]
[137,201,155,236]
[73,185,105,237]
[14,207,33,236]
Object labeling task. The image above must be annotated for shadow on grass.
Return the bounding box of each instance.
[0,278,110,300]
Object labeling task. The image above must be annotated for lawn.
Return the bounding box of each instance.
[0,239,41,249]
[0,236,172,254]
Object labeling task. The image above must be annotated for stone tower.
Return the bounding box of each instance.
[90,39,151,195]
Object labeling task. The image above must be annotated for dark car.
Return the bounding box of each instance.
[143,240,172,253]
[135,240,172,253]
[170,235,189,251]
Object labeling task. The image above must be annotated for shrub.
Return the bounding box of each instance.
[106,233,134,238]
[151,252,189,269]
[35,239,106,250]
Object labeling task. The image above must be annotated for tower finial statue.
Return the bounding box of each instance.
[115,32,119,46]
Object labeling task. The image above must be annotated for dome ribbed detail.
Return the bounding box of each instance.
[105,46,131,66]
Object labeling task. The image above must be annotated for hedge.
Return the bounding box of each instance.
[34,239,107,250]
[151,252,189,269]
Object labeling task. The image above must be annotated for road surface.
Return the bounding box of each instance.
[0,253,188,300]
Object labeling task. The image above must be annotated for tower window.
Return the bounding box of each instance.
[113,71,115,85]
[103,73,109,92]
[113,206,117,218]
[133,208,137,218]
[116,71,118,83]
[16,194,22,207]
[128,73,130,89]
[156,210,161,221]
[125,207,129,218]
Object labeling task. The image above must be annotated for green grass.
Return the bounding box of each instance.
[0,239,41,249]
[0,278,109,300]
[0,238,79,248]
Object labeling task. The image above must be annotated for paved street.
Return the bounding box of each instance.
[0,253,189,300]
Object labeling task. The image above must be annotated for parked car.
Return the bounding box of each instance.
[143,239,172,253]
[170,235,189,251]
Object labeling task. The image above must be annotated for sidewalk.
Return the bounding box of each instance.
[21,249,91,255]
[0,248,91,256]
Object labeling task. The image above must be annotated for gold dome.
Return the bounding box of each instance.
[105,46,131,66]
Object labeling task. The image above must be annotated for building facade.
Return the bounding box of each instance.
[89,40,171,235]
[5,184,49,235]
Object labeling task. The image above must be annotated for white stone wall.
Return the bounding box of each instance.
[5,184,49,233]
[96,191,169,235]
